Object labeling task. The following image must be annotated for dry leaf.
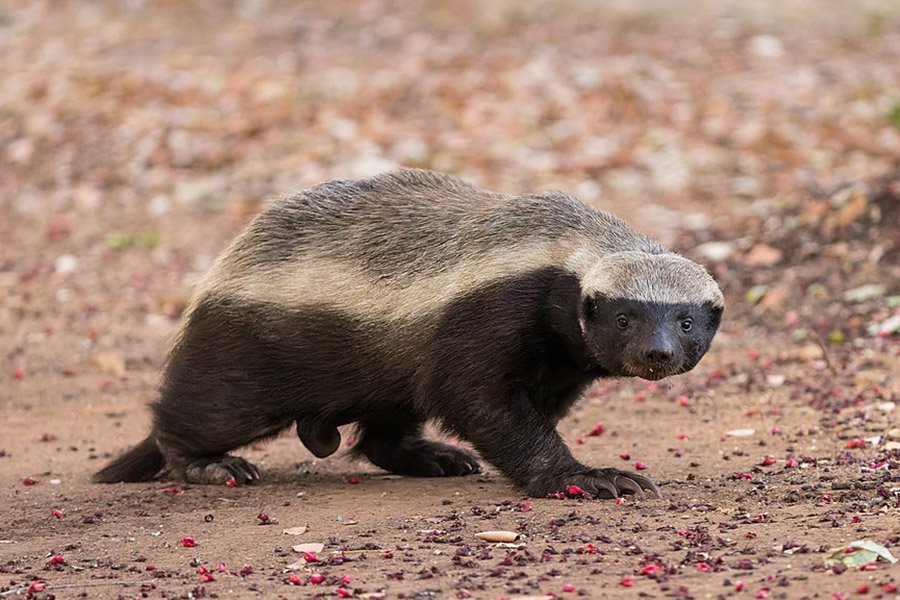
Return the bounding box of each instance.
[726,428,755,437]
[291,542,324,553]
[91,352,126,377]
[743,243,783,267]
[282,526,308,536]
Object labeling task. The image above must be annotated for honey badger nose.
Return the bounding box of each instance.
[646,347,674,364]
[645,332,676,364]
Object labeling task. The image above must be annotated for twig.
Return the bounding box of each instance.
[810,329,839,376]
[1,579,155,597]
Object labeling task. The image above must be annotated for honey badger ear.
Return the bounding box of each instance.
[581,295,598,321]
[707,303,724,330]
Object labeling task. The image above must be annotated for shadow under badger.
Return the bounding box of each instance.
[95,169,723,498]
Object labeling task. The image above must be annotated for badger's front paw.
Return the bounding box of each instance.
[531,468,661,499]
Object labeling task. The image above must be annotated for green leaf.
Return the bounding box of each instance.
[825,540,898,568]
[746,285,768,305]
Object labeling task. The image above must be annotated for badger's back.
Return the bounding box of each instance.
[193,170,661,325]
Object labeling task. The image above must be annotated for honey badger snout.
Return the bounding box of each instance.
[644,330,677,366]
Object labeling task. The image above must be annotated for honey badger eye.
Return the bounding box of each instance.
[681,318,693,332]
[616,315,629,329]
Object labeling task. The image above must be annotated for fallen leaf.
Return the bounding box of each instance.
[726,428,756,437]
[743,243,783,267]
[843,283,885,303]
[91,352,126,377]
[283,526,308,536]
[825,540,898,568]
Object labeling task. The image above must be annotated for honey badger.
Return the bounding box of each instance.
[95,169,723,498]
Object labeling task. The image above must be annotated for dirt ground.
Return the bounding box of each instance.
[1,2,898,599]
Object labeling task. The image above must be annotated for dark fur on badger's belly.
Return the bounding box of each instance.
[149,266,600,491]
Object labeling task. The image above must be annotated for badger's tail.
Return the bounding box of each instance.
[93,436,165,483]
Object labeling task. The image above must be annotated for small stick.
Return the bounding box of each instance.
[0,579,155,597]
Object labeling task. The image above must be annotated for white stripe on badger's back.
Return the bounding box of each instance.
[218,170,661,282]
[191,169,675,323]
[216,239,591,323]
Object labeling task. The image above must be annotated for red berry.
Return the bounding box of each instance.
[181,536,196,547]
[566,484,586,496]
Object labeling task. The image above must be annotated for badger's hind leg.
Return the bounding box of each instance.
[154,432,264,485]
[355,418,481,477]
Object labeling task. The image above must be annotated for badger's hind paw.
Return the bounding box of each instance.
[408,441,482,477]
[365,439,481,478]
[184,456,261,485]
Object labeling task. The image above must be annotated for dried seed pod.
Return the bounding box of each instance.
[475,530,519,543]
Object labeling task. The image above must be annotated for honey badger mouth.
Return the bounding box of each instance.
[620,362,681,381]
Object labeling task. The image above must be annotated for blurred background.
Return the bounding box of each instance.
[1,3,898,597]
[3,0,900,219]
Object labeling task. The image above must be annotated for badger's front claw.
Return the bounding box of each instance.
[540,468,661,500]
[184,456,261,485]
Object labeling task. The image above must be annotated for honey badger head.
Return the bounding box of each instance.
[577,251,724,381]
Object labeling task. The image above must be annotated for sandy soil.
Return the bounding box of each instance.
[1,2,898,599]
